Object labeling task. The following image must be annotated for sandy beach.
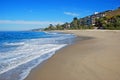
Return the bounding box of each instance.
[25,30,120,80]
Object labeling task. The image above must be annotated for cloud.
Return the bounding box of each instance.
[0,20,63,25]
[64,12,79,16]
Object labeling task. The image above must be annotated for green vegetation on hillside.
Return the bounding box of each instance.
[95,15,120,30]
[44,7,120,30]
[106,8,120,18]
[44,17,94,31]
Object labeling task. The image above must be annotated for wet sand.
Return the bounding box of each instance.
[25,30,120,80]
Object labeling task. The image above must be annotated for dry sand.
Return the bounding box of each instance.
[25,30,120,80]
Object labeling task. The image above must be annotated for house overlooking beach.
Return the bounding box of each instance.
[1,0,120,80]
[78,7,120,27]
[44,7,120,30]
[80,11,106,26]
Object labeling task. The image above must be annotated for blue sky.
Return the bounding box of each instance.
[0,0,120,31]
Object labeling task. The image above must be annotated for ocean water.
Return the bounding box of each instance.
[0,31,75,80]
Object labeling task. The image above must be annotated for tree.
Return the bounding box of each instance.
[78,18,86,29]
[44,24,56,30]
[95,15,120,30]
[70,17,79,29]
[56,24,64,30]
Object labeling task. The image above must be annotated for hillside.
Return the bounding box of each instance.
[44,7,120,30]
[106,8,120,18]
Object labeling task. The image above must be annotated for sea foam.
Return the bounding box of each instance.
[0,31,75,80]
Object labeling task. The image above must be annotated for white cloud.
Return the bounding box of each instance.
[0,20,63,25]
[64,12,79,16]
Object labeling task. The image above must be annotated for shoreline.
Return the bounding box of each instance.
[24,32,91,80]
[25,30,120,80]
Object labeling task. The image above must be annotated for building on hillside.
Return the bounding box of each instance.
[91,12,106,25]
[79,11,106,26]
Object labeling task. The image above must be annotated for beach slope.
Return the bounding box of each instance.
[25,30,120,80]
